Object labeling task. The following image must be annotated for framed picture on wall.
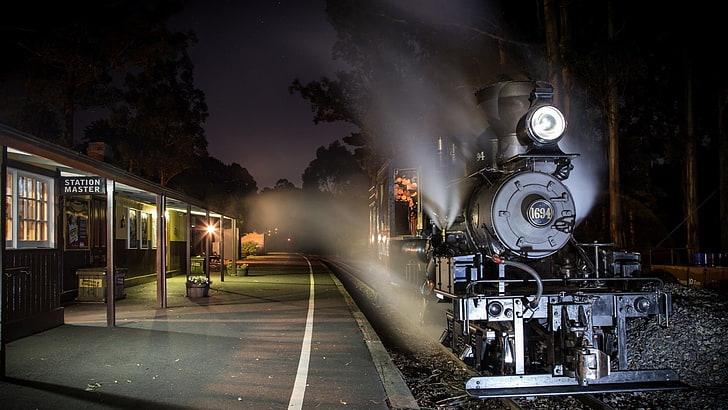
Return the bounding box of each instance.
[151,213,158,249]
[140,212,149,249]
[127,209,138,249]
[65,198,89,250]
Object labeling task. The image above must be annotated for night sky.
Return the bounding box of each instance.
[172,0,355,190]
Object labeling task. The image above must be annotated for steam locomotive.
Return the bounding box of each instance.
[369,80,686,397]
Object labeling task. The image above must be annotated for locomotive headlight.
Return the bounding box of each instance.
[520,104,566,146]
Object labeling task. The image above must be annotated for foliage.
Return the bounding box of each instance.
[187,275,211,285]
[261,179,297,193]
[167,156,258,222]
[1,1,217,192]
[240,241,259,257]
[290,1,546,181]
[93,23,209,186]
[0,1,186,147]
[302,140,368,196]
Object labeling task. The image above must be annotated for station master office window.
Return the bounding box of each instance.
[5,168,55,249]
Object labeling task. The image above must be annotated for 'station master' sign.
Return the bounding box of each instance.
[61,176,106,194]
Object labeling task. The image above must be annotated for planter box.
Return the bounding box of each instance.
[186,283,209,298]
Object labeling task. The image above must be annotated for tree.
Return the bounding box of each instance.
[290,71,384,180]
[721,89,728,252]
[261,179,297,193]
[109,26,209,185]
[605,1,624,247]
[246,181,303,249]
[299,140,369,255]
[302,140,368,196]
[292,0,545,181]
[167,156,257,222]
[2,1,211,188]
[0,1,185,146]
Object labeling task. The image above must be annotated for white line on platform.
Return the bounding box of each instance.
[288,255,315,409]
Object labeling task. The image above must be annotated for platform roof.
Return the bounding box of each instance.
[0,122,226,218]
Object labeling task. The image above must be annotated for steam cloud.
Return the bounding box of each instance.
[319,0,606,334]
[347,0,605,229]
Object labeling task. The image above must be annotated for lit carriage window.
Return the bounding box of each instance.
[393,169,419,236]
[5,168,55,249]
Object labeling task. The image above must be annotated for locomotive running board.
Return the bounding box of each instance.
[465,370,687,398]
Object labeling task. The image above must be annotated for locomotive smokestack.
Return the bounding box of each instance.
[475,80,545,161]
[475,81,535,138]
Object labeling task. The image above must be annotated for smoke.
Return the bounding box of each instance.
[559,107,607,226]
[345,0,498,229]
[373,77,488,229]
[295,1,612,346]
[309,0,611,341]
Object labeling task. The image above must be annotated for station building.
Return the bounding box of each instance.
[0,123,240,344]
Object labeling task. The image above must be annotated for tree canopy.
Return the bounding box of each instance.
[1,1,188,145]
[104,25,209,186]
[302,140,368,196]
[0,0,269,230]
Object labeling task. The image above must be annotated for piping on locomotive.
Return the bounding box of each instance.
[369,80,686,397]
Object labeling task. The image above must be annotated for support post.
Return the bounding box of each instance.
[157,194,167,308]
[106,179,116,327]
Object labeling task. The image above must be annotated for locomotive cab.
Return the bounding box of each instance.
[369,164,431,293]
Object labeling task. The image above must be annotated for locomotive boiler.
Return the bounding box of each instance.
[369,80,685,397]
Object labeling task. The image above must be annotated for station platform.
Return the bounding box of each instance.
[1,253,418,409]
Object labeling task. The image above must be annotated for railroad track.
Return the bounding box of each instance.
[323,257,620,410]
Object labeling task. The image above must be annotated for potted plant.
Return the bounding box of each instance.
[225,261,249,276]
[186,275,211,298]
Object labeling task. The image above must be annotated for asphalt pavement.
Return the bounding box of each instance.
[1,254,419,409]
